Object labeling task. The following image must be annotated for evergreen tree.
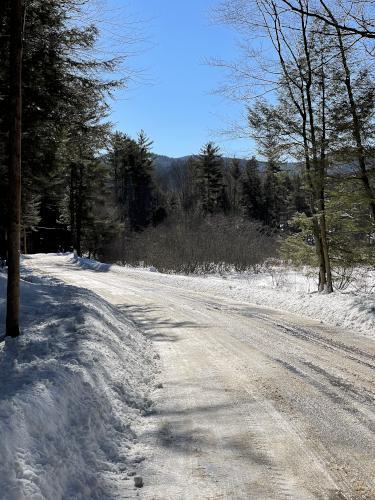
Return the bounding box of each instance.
[133,131,156,230]
[79,160,120,260]
[177,156,200,214]
[227,158,242,213]
[21,185,41,254]
[109,131,156,232]
[0,0,122,256]
[248,102,288,227]
[195,142,225,214]
[289,173,311,216]
[0,0,11,260]
[241,157,263,221]
[263,169,292,228]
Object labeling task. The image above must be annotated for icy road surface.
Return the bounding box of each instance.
[26,254,375,499]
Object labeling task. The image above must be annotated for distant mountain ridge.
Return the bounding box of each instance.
[152,154,298,174]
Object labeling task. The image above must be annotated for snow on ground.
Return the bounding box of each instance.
[0,268,156,500]
[74,255,375,337]
[19,253,375,499]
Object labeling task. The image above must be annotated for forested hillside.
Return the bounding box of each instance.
[1,0,374,293]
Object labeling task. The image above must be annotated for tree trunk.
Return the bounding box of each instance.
[76,164,83,257]
[337,29,375,220]
[311,217,325,291]
[320,3,375,220]
[269,2,332,292]
[299,7,333,292]
[319,212,333,292]
[6,0,23,338]
[318,52,333,293]
[23,228,27,255]
[69,164,76,251]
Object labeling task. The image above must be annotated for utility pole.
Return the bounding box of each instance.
[6,0,24,337]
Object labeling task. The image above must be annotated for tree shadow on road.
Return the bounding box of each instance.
[140,396,273,472]
[117,303,206,343]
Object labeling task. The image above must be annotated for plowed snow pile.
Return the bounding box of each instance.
[0,272,156,500]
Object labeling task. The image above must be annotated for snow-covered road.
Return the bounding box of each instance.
[26,254,375,499]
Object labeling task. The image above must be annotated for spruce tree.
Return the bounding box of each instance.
[241,157,263,221]
[109,131,156,232]
[196,142,225,214]
[228,158,242,213]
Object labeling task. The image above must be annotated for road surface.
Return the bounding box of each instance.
[26,255,375,499]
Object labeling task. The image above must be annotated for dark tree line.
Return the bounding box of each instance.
[154,142,308,228]
[0,0,122,257]
[0,0,124,335]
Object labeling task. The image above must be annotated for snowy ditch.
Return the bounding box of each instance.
[0,272,156,499]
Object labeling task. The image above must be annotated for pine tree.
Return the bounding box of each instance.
[79,160,120,259]
[241,157,263,221]
[0,0,11,261]
[64,115,112,256]
[109,131,156,232]
[263,168,292,228]
[248,102,288,227]
[290,173,310,215]
[132,131,155,230]
[21,186,41,254]
[1,0,122,255]
[195,142,225,214]
[227,158,242,213]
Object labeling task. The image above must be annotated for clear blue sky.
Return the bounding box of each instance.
[97,0,253,158]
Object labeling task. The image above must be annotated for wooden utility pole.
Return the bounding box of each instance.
[6,0,24,337]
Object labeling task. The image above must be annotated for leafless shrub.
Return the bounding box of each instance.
[334,266,375,293]
[114,216,279,274]
[332,266,355,291]
[262,258,290,287]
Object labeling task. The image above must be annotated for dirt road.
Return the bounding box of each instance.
[26,255,375,499]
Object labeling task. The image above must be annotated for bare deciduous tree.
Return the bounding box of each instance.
[215,0,336,291]
[279,0,375,40]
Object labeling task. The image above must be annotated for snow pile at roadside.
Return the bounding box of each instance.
[0,273,156,500]
[73,254,375,337]
[225,273,375,336]
[157,269,375,337]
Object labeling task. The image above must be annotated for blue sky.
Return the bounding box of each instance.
[97,0,253,157]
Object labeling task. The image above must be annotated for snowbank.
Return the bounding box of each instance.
[0,272,156,499]
[74,255,375,337]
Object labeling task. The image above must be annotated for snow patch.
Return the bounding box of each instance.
[0,273,156,499]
